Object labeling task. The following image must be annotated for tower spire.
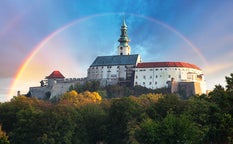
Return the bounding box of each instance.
[117,17,131,55]
[122,16,127,27]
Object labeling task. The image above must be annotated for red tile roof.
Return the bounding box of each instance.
[136,62,201,70]
[46,70,65,79]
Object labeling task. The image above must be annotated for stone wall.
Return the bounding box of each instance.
[171,81,202,98]
[29,78,87,100]
[29,86,50,99]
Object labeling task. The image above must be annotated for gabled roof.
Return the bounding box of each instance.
[46,70,65,79]
[136,62,201,70]
[90,54,140,67]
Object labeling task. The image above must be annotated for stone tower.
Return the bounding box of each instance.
[117,18,131,55]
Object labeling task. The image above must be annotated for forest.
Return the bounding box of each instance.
[0,73,233,144]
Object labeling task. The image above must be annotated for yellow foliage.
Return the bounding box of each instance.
[59,90,102,107]
[138,93,163,106]
[93,92,102,101]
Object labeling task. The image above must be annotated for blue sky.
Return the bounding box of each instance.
[1,0,233,101]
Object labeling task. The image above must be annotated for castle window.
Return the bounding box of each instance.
[160,68,163,70]
[156,69,158,71]
[120,47,123,50]
[155,81,157,85]
[120,52,123,55]
[135,82,138,85]
[168,75,171,78]
[136,75,138,79]
[150,69,153,71]
[150,76,152,79]
[149,82,152,85]
[156,75,158,78]
[143,82,145,85]
[143,75,146,79]
[165,68,167,70]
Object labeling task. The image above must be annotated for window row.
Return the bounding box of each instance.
[92,66,129,69]
[135,75,172,79]
[136,68,196,71]
[135,81,158,85]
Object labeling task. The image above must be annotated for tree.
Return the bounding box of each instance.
[10,106,45,144]
[76,104,107,144]
[0,125,10,144]
[160,114,203,144]
[152,94,187,119]
[135,118,160,144]
[226,73,233,93]
[59,90,102,107]
[106,97,143,144]
[136,114,204,144]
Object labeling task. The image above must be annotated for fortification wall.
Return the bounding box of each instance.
[30,87,50,99]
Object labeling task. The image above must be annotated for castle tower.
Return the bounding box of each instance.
[117,18,131,55]
[46,70,65,87]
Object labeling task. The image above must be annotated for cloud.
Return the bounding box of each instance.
[204,63,233,75]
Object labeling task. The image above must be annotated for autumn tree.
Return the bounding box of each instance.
[59,90,102,107]
[0,125,10,144]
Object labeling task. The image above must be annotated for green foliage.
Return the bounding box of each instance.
[0,73,233,144]
[151,94,187,119]
[136,114,204,144]
[135,118,160,144]
[71,80,101,93]
[106,97,144,144]
[226,73,233,93]
[76,104,107,143]
[70,81,170,99]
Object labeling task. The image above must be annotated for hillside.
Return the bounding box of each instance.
[0,73,232,144]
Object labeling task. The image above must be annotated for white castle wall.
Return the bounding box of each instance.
[134,67,206,94]
[88,64,135,86]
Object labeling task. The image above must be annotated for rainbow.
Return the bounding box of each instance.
[8,12,208,100]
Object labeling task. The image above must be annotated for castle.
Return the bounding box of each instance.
[29,19,206,99]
